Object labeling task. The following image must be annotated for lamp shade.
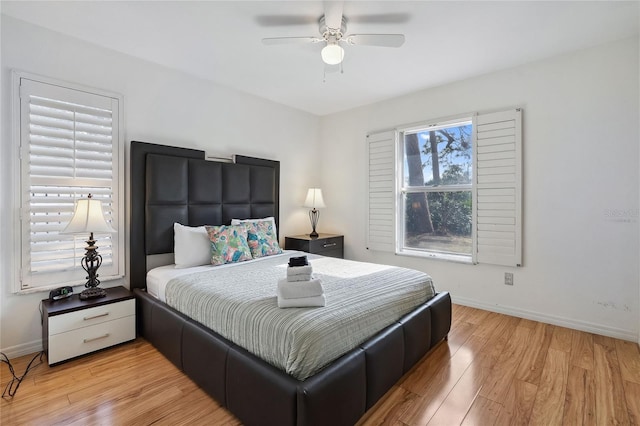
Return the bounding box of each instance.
[321,43,344,65]
[61,197,115,234]
[303,188,326,209]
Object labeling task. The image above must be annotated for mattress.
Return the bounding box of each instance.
[149,251,436,380]
[146,251,285,302]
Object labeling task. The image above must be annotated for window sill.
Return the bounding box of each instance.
[14,275,125,295]
[396,249,473,264]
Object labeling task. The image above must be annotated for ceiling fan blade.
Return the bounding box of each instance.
[323,0,344,29]
[347,13,410,25]
[344,34,405,48]
[255,15,318,27]
[262,36,323,45]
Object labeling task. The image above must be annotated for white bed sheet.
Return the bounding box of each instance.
[146,251,295,302]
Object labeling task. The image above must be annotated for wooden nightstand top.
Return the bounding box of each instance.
[285,233,342,241]
[42,286,134,316]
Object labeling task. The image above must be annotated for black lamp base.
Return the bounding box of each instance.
[308,208,320,239]
[80,231,105,301]
[80,287,107,300]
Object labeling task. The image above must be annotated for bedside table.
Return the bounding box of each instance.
[42,286,135,365]
[285,233,344,259]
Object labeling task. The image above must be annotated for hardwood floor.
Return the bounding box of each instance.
[1,304,639,425]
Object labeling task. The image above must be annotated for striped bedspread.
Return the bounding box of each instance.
[164,253,435,380]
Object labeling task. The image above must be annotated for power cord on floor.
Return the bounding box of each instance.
[1,351,44,399]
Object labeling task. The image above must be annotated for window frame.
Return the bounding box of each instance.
[11,71,125,293]
[397,116,474,262]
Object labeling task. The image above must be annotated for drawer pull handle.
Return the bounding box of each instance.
[323,243,337,248]
[84,312,109,321]
[83,333,110,343]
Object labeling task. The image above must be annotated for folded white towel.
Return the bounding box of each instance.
[277,278,324,299]
[287,265,313,277]
[287,273,313,283]
[277,291,326,308]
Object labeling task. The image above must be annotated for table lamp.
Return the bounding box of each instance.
[61,194,115,300]
[303,188,326,238]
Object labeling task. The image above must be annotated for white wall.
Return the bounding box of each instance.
[0,16,321,356]
[319,36,640,342]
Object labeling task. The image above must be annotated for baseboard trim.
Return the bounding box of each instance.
[451,295,638,343]
[1,340,43,360]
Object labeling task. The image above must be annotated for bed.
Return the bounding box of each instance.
[130,141,452,426]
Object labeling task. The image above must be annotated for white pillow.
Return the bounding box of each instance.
[174,223,211,268]
[231,216,277,236]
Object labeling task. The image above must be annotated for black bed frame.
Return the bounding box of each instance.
[130,141,452,426]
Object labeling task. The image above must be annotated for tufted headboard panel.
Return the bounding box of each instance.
[130,141,279,289]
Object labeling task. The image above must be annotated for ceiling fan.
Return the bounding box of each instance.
[261,1,405,66]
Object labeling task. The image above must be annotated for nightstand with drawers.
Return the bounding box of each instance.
[284,234,344,259]
[42,286,136,365]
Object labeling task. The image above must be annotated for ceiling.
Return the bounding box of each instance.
[2,1,638,116]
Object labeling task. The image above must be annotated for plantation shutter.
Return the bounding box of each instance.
[366,130,396,252]
[19,77,123,289]
[473,108,522,266]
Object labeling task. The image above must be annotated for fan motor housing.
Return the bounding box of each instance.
[319,15,347,41]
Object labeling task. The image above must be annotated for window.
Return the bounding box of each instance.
[366,109,522,266]
[400,119,473,259]
[14,73,124,291]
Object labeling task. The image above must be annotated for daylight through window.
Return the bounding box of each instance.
[400,120,473,258]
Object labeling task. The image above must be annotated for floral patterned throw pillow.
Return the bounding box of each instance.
[245,220,282,258]
[205,224,253,266]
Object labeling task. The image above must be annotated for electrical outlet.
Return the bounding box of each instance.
[505,272,514,286]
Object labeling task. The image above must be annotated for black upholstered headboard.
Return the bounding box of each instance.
[130,141,280,289]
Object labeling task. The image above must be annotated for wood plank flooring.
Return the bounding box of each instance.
[1,304,638,425]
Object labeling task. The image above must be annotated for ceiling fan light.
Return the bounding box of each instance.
[321,44,344,65]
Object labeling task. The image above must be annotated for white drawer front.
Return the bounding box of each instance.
[49,299,135,335]
[48,315,136,364]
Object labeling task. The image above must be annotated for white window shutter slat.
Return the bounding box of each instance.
[473,108,522,267]
[366,130,396,252]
